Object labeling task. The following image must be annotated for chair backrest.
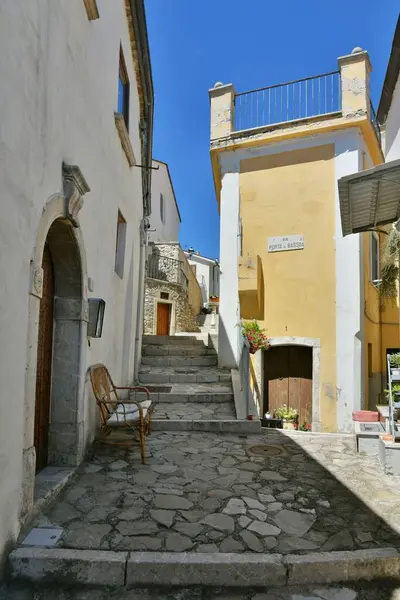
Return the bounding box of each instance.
[89,364,119,425]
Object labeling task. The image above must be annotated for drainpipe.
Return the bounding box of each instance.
[134,218,148,380]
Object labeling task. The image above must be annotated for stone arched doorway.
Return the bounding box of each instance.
[33,218,85,472]
[22,165,90,515]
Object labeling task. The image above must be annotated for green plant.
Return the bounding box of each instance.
[274,404,298,421]
[241,320,270,353]
[298,422,312,431]
[390,353,400,368]
[385,384,400,399]
[380,229,400,298]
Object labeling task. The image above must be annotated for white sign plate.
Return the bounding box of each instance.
[268,234,304,253]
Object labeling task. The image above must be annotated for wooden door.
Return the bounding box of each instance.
[263,346,290,416]
[264,345,312,425]
[34,244,54,473]
[288,346,312,426]
[157,302,170,336]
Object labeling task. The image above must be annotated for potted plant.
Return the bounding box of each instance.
[385,384,400,409]
[241,320,270,354]
[390,353,400,381]
[274,405,298,430]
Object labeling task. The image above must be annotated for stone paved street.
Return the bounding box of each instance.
[28,430,400,555]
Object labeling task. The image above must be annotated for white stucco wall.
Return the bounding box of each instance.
[334,134,364,432]
[0,0,147,565]
[148,161,180,243]
[384,75,400,161]
[186,254,220,304]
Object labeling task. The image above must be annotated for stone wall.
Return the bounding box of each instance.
[145,243,202,334]
[144,280,200,334]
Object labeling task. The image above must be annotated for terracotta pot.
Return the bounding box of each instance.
[282,419,296,430]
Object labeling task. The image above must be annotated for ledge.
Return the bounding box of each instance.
[83,0,99,20]
[114,113,136,167]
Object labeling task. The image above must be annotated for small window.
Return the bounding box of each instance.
[160,292,169,300]
[160,194,165,224]
[368,343,373,378]
[370,232,380,283]
[115,210,127,278]
[118,48,130,131]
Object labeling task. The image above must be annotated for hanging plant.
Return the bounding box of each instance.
[380,228,400,298]
[241,320,270,354]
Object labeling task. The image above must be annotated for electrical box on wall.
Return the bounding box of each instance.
[88,298,106,338]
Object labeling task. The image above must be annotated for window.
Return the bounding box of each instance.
[368,343,373,378]
[115,210,127,278]
[160,292,169,300]
[370,232,380,283]
[160,194,165,224]
[118,48,130,131]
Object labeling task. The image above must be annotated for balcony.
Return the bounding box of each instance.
[234,71,342,132]
[209,48,382,159]
[146,254,188,292]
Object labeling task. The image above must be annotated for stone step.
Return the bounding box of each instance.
[141,355,218,367]
[7,546,400,592]
[130,383,233,404]
[142,345,217,357]
[143,335,206,346]
[151,419,261,433]
[138,366,231,384]
[153,401,236,420]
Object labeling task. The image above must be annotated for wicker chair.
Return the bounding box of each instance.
[89,363,153,464]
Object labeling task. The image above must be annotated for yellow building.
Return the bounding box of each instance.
[210,48,399,432]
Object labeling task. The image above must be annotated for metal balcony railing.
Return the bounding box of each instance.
[146,254,188,292]
[370,100,381,145]
[234,71,342,131]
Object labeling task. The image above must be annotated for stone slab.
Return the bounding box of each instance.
[21,528,64,548]
[285,548,400,585]
[8,547,127,586]
[126,552,286,587]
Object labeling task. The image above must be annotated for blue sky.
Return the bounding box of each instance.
[145,1,399,259]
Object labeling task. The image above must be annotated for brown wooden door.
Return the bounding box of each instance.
[34,244,54,473]
[264,345,312,425]
[157,302,170,335]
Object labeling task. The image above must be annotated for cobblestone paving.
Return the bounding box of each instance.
[31,430,400,554]
[5,582,400,599]
[153,402,236,420]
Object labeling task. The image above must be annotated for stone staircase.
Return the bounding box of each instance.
[135,335,258,433]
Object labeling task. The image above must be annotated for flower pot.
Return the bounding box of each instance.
[391,368,400,381]
[249,346,258,355]
[282,419,296,430]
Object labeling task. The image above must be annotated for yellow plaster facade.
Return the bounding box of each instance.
[240,146,337,430]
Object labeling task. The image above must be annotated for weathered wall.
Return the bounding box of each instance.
[0,0,146,567]
[179,248,202,318]
[148,161,181,243]
[240,145,337,431]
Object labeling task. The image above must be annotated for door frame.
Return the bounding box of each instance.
[152,298,175,335]
[258,336,321,431]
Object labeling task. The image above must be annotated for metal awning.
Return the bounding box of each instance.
[338,159,400,236]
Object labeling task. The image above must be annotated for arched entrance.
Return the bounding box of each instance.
[22,181,90,515]
[34,243,55,472]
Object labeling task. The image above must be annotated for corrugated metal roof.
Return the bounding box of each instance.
[338,159,400,236]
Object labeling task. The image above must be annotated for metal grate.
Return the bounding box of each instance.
[247,444,287,457]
